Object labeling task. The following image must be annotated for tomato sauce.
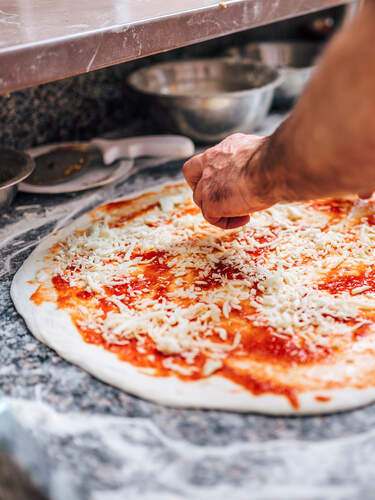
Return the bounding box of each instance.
[110,203,159,228]
[221,365,299,408]
[314,395,332,403]
[239,327,331,365]
[367,214,375,226]
[178,206,201,217]
[320,270,375,295]
[199,261,246,289]
[104,192,158,213]
[310,198,354,215]
[30,283,56,305]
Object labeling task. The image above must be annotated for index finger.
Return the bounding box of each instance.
[182,154,203,190]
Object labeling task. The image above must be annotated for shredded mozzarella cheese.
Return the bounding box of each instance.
[49,186,375,375]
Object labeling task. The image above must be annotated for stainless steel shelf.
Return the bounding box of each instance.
[0,0,351,94]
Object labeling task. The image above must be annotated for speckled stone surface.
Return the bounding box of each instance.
[2,116,375,500]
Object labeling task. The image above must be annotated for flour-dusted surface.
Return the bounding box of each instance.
[2,116,375,499]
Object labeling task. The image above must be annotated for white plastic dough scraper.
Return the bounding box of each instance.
[19,135,195,194]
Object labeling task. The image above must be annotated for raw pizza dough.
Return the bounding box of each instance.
[11,181,375,415]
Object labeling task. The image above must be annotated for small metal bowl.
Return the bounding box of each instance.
[128,58,282,143]
[226,42,322,107]
[0,148,35,211]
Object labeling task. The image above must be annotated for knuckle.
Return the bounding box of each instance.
[226,133,246,144]
[204,149,217,163]
[182,159,193,175]
[183,154,201,170]
[201,168,212,180]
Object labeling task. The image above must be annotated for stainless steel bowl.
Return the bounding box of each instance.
[128,58,282,143]
[0,148,35,211]
[226,42,323,106]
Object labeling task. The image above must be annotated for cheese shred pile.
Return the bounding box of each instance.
[47,186,375,376]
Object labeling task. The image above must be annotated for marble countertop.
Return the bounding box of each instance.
[1,117,375,500]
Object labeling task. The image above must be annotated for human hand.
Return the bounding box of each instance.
[183,133,273,229]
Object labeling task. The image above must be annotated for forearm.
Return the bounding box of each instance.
[182,5,375,230]
[257,2,375,203]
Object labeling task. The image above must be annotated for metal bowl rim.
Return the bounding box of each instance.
[277,64,316,76]
[235,40,323,48]
[127,58,283,99]
[225,41,323,70]
[0,148,35,190]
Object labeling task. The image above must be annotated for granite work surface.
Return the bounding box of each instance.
[2,120,375,500]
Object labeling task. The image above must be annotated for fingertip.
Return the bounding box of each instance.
[358,192,373,200]
[210,218,228,229]
[203,215,249,230]
[203,213,221,226]
[225,215,250,229]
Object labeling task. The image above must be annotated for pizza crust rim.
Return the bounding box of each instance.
[10,180,375,415]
